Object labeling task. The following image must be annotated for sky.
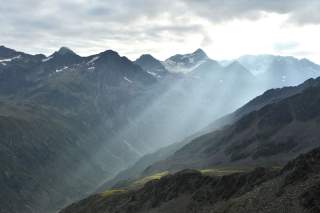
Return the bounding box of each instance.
[1,0,320,62]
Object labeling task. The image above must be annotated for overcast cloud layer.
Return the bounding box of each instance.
[1,0,320,62]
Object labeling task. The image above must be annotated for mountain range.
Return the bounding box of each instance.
[1,45,320,212]
[99,77,320,192]
[62,75,320,213]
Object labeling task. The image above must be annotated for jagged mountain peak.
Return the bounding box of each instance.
[164,48,209,73]
[43,46,81,62]
[136,54,158,61]
[41,46,82,67]
[135,54,168,76]
[0,45,20,59]
[299,58,320,67]
[135,54,163,66]
[99,49,119,56]
[55,47,78,56]
[300,58,312,63]
[82,49,131,66]
[0,45,10,50]
[0,45,14,50]
[96,50,134,64]
[167,48,208,62]
[193,48,207,58]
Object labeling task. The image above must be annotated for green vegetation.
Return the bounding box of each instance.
[100,189,128,198]
[200,166,282,176]
[111,171,170,191]
[130,171,169,189]
[200,168,250,176]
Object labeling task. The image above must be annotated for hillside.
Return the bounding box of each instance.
[143,79,320,175]
[60,146,320,213]
[0,46,157,212]
[104,77,320,189]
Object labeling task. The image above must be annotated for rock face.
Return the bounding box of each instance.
[163,48,209,73]
[60,147,320,213]
[134,54,169,77]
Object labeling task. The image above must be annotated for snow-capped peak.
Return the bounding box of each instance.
[163,48,209,73]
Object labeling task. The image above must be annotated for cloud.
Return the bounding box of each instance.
[181,0,320,25]
[0,0,320,60]
[0,0,202,56]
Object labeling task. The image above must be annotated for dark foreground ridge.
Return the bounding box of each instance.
[60,146,320,213]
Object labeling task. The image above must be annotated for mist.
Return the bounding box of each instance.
[58,52,320,201]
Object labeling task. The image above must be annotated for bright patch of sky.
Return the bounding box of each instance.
[1,0,320,63]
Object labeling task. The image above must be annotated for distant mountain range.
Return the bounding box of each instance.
[222,54,320,88]
[1,45,320,212]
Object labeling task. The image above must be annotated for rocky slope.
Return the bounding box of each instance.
[0,46,158,213]
[60,146,320,213]
[163,48,209,73]
[143,78,320,175]
[105,77,320,189]
[208,77,320,130]
[134,54,169,78]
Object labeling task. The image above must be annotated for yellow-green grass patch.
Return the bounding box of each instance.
[100,189,128,198]
[130,171,169,189]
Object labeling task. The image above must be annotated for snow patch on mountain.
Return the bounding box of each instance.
[147,71,161,78]
[87,56,100,65]
[56,66,69,73]
[163,59,207,73]
[124,76,133,83]
[163,49,208,73]
[42,56,54,62]
[88,66,95,71]
[0,55,22,62]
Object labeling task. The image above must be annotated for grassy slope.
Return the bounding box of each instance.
[60,147,320,213]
